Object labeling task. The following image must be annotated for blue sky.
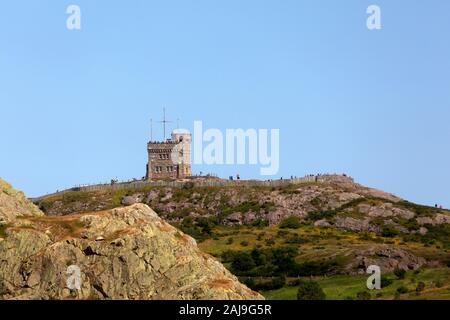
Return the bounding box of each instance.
[0,1,449,208]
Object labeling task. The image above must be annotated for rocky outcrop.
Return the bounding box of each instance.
[352,246,426,273]
[121,193,145,206]
[417,214,450,226]
[334,217,370,232]
[357,203,415,220]
[0,181,262,300]
[0,178,43,225]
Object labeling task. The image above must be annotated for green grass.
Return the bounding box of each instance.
[61,191,91,205]
[197,223,450,300]
[262,268,450,300]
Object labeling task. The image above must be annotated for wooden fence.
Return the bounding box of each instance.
[31,175,353,202]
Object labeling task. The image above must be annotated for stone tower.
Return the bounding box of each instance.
[146,129,192,180]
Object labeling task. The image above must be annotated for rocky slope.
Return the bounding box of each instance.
[36,175,450,239]
[0,179,262,300]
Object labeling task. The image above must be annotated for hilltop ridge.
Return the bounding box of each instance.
[34,174,449,238]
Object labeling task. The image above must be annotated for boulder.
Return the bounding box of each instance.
[121,194,144,206]
[354,246,426,273]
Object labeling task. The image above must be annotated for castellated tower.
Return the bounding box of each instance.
[146,129,192,180]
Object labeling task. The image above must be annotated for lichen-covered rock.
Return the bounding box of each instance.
[314,220,331,228]
[417,214,450,226]
[353,246,426,273]
[121,194,144,206]
[0,178,43,225]
[0,181,262,300]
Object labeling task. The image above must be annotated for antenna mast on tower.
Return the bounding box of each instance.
[158,107,172,140]
[150,118,153,141]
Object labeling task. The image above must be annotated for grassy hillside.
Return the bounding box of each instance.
[32,179,450,300]
[193,222,450,299]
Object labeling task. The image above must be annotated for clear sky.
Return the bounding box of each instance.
[0,1,449,208]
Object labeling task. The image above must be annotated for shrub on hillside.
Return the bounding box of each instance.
[280,216,302,229]
[416,282,425,292]
[394,268,406,280]
[271,275,286,290]
[307,210,336,221]
[251,219,269,227]
[231,252,256,274]
[251,249,267,266]
[240,241,249,247]
[179,217,214,241]
[397,286,409,294]
[382,225,400,237]
[277,230,290,237]
[381,276,393,288]
[297,280,326,300]
[285,234,309,244]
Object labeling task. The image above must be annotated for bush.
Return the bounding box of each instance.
[251,249,267,266]
[297,280,326,300]
[277,230,290,237]
[272,276,286,289]
[397,286,409,294]
[251,219,269,227]
[382,225,400,238]
[381,276,393,288]
[416,282,425,292]
[272,247,301,275]
[280,216,302,229]
[359,232,372,241]
[38,200,53,213]
[240,241,249,247]
[231,252,256,273]
[285,235,309,244]
[296,260,339,277]
[243,277,256,289]
[179,217,213,241]
[227,237,234,245]
[221,250,238,263]
[394,268,406,280]
[356,291,371,300]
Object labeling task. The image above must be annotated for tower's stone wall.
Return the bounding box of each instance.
[146,131,192,180]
